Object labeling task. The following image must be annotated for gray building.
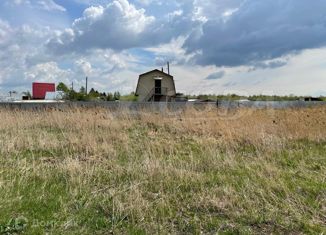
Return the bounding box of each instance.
[135,69,177,102]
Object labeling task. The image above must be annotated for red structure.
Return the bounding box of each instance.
[32,83,56,99]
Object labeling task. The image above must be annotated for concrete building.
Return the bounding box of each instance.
[135,69,176,102]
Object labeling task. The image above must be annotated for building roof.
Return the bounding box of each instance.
[136,69,175,96]
[139,69,173,78]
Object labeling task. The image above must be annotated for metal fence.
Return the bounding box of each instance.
[217,100,326,109]
[0,100,325,111]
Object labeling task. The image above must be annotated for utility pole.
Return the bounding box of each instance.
[85,77,88,95]
[167,61,170,75]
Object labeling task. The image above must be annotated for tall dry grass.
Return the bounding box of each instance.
[0,106,325,234]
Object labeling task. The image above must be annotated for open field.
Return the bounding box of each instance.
[0,107,325,234]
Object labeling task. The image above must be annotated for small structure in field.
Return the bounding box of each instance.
[32,82,56,100]
[302,97,323,102]
[135,69,176,102]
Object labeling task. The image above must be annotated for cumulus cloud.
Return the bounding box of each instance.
[0,21,65,85]
[184,0,326,67]
[0,15,138,93]
[24,62,72,82]
[193,0,244,22]
[47,0,195,54]
[75,59,93,76]
[145,37,197,67]
[47,0,154,53]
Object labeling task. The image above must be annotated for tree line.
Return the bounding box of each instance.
[56,82,137,101]
[55,82,326,102]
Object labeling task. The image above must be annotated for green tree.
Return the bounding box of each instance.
[100,92,107,101]
[79,86,86,94]
[89,88,100,98]
[89,88,96,95]
[120,92,138,101]
[113,91,121,101]
[57,82,70,93]
[67,90,78,100]
[107,93,114,101]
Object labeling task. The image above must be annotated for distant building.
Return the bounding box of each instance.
[302,97,323,102]
[135,69,176,102]
[32,83,56,100]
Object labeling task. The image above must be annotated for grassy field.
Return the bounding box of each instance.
[0,106,325,234]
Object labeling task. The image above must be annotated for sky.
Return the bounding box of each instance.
[1,0,326,96]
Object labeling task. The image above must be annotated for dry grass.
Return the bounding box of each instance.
[0,106,325,234]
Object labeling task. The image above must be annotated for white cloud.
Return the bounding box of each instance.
[47,0,196,54]
[136,0,161,6]
[185,0,326,68]
[72,0,110,5]
[47,0,156,53]
[145,37,197,66]
[0,20,11,43]
[37,0,66,12]
[193,0,244,21]
[24,62,72,83]
[75,59,92,76]
[7,0,66,12]
[0,21,66,90]
[11,0,31,6]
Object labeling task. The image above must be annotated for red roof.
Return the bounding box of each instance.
[32,83,56,99]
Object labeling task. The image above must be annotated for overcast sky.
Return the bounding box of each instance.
[1,0,326,95]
